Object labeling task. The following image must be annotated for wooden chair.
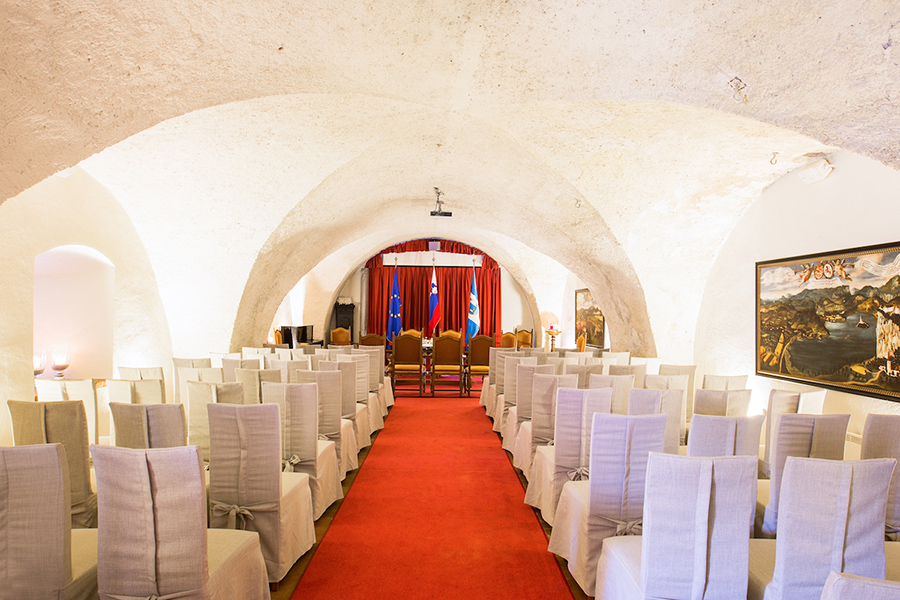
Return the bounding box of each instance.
[400,328,422,338]
[466,334,493,392]
[330,326,351,346]
[390,332,425,394]
[515,328,533,349]
[499,331,517,348]
[431,331,465,395]
[359,333,386,346]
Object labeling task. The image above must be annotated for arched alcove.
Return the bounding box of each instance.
[34,245,115,380]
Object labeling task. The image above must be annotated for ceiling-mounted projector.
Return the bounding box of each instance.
[431,187,452,217]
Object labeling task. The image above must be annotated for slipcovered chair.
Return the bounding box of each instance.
[628,356,661,375]
[602,350,631,365]
[588,373,635,414]
[820,571,900,599]
[760,388,827,478]
[702,373,748,390]
[511,362,555,474]
[338,353,383,432]
[35,378,103,444]
[862,413,900,540]
[353,346,387,412]
[658,363,697,428]
[686,414,765,458]
[321,359,372,451]
[545,355,578,376]
[748,457,896,600]
[110,402,187,449]
[692,388,752,417]
[523,372,578,521]
[261,382,343,520]
[390,332,425,394]
[566,350,598,365]
[756,413,850,538]
[222,357,263,382]
[594,453,758,600]
[186,380,245,462]
[566,362,607,389]
[330,327,351,345]
[177,366,225,409]
[609,363,648,388]
[466,334,492,393]
[497,355,537,445]
[295,369,351,478]
[431,331,466,395]
[499,331,517,348]
[207,403,316,584]
[530,350,559,365]
[242,346,274,359]
[107,378,166,407]
[8,399,97,529]
[0,443,99,599]
[268,358,310,384]
[118,365,166,401]
[172,357,213,404]
[644,372,690,444]
[91,444,270,600]
[326,344,352,354]
[515,327,533,349]
[234,368,282,405]
[487,349,518,422]
[626,388,683,454]
[541,387,613,527]
[548,412,667,596]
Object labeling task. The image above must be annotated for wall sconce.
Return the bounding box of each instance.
[51,346,69,379]
[33,348,46,377]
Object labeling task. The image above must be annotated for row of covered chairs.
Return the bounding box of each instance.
[389,330,493,396]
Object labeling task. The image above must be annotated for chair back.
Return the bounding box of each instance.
[609,363,647,388]
[629,356,661,374]
[644,373,690,443]
[0,443,76,598]
[626,389,682,454]
[693,388,751,417]
[338,354,370,405]
[531,351,559,365]
[819,571,900,599]
[516,363,555,424]
[111,402,187,449]
[92,445,208,599]
[177,367,224,408]
[588,373,635,414]
[493,349,519,393]
[566,363,607,389]
[234,368,282,404]
[242,347,274,359]
[35,378,101,444]
[532,373,579,447]
[641,453,757,599]
[295,370,343,463]
[185,381,244,461]
[761,413,851,538]
[602,350,631,364]
[222,357,262,382]
[354,346,385,392]
[119,366,164,381]
[392,333,423,367]
[767,457,895,600]
[552,388,612,512]
[261,382,319,475]
[861,413,900,540]
[319,360,357,420]
[545,356,577,375]
[432,333,463,367]
[658,363,697,422]
[172,357,212,404]
[499,332,517,348]
[330,327,351,345]
[566,351,596,365]
[468,335,493,368]
[702,373,748,390]
[686,414,765,458]
[400,328,422,338]
[763,389,801,477]
[359,333,386,347]
[502,355,537,409]
[268,358,310,384]
[108,378,166,405]
[515,328,533,349]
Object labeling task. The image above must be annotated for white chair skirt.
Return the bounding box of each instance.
[547,480,592,593]
[311,440,343,520]
[340,418,359,477]
[594,535,642,600]
[502,406,518,451]
[356,404,372,449]
[512,421,533,475]
[524,445,556,525]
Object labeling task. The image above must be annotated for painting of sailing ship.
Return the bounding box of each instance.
[757,242,900,401]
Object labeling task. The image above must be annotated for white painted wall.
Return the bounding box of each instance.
[698,150,900,435]
[34,246,115,380]
[501,266,533,335]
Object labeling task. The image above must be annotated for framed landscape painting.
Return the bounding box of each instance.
[575,288,605,348]
[756,241,900,401]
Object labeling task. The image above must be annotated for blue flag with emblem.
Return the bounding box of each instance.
[386,266,403,344]
[466,268,480,344]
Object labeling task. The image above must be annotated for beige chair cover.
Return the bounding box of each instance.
[487,349,518,422]
[207,403,315,583]
[686,413,765,458]
[532,351,560,364]
[173,357,213,404]
[594,454,757,600]
[354,346,388,414]
[693,388,751,417]
[497,355,536,441]
[762,389,801,478]
[566,363,607,390]
[107,378,166,405]
[35,378,103,445]
[609,363,648,388]
[91,444,270,600]
[548,412,667,595]
[589,373,635,415]
[110,402,187,449]
[178,366,225,408]
[118,365,164,381]
[644,373,690,444]
[658,364,697,432]
[268,358,310,384]
[629,356,661,374]
[186,380,245,462]
[820,571,900,599]
[545,356,579,376]
[0,443,99,600]
[702,373,748,390]
[320,359,371,450]
[234,368,282,405]
[512,363,555,474]
[862,413,900,540]
[749,457,896,600]
[242,346,274,358]
[296,369,351,477]
[261,382,343,520]
[626,388,683,454]
[757,413,851,538]
[8,400,98,529]
[222,358,262,382]
[338,353,384,432]
[602,350,631,364]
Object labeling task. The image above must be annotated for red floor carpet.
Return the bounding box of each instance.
[293,389,574,599]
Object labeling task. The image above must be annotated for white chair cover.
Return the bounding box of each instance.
[548,412,666,595]
[532,351,560,364]
[693,388,751,417]
[261,382,343,520]
[749,457,896,600]
[702,373,748,390]
[222,357,262,382]
[488,349,518,422]
[644,372,690,444]
[589,373,635,414]
[110,402,187,448]
[686,413,765,458]
[207,403,315,583]
[185,381,244,462]
[35,378,103,445]
[339,353,384,432]
[757,413,851,538]
[354,346,389,417]
[545,356,578,376]
[862,413,900,540]
[497,355,536,440]
[234,368,282,405]
[268,358,310,383]
[567,351,597,365]
[107,378,166,406]
[798,389,827,414]
[296,369,349,478]
[242,346,274,358]
[609,363,647,388]
[626,388,683,454]
[177,367,224,409]
[172,357,212,404]
[0,443,99,600]
[629,356,661,374]
[603,351,631,364]
[118,366,166,401]
[658,363,697,432]
[762,389,801,478]
[512,363,555,474]
[820,571,900,600]
[566,363,607,389]
[321,359,371,450]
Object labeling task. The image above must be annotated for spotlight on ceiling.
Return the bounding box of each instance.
[430,187,452,217]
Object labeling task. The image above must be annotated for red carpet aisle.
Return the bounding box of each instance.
[293,392,574,599]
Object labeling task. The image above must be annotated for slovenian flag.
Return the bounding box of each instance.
[466,268,480,343]
[428,267,441,335]
[386,267,403,344]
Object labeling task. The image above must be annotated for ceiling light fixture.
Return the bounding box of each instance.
[430,187,452,217]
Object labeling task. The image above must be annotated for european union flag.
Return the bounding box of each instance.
[386,266,403,344]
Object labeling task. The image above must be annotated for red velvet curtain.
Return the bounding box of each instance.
[366,239,501,342]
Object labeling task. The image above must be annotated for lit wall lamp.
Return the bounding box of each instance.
[51,346,70,379]
[33,348,46,377]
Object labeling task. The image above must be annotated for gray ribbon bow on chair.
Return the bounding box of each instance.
[107,590,204,600]
[210,500,277,530]
[597,514,643,536]
[282,454,315,473]
[887,524,900,541]
[567,466,590,481]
